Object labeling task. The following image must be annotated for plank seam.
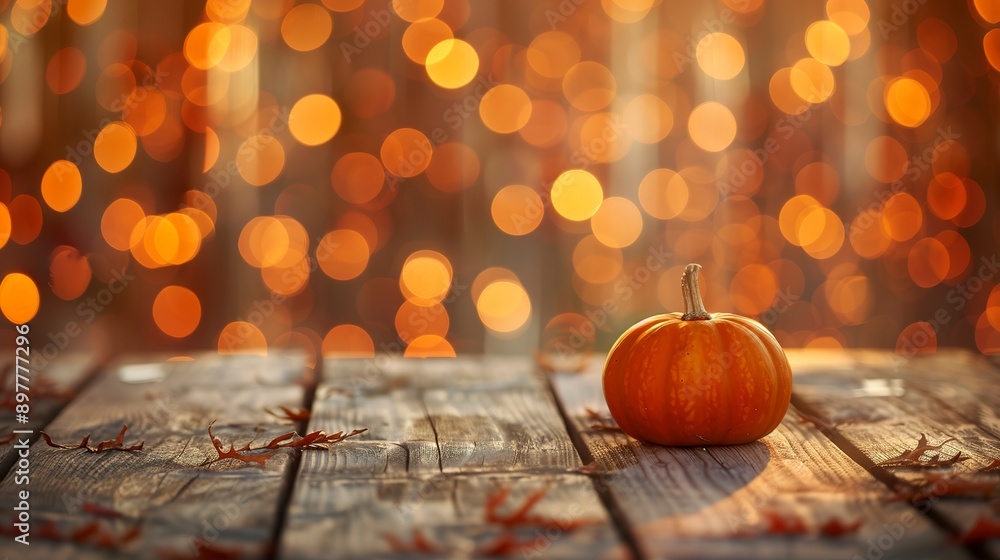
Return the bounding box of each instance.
[544,373,644,560]
[789,394,993,560]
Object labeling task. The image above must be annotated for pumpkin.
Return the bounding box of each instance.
[602,263,792,446]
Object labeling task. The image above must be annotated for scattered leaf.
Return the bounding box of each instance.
[41,425,144,453]
[485,486,599,531]
[265,406,311,422]
[383,529,442,554]
[584,407,619,432]
[979,459,1000,474]
[203,421,367,468]
[82,502,125,518]
[732,511,861,538]
[157,539,243,559]
[955,515,1000,544]
[875,434,966,468]
[477,531,546,557]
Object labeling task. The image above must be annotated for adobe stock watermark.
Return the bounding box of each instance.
[64,68,171,168]
[893,254,1000,366]
[848,127,960,242]
[875,0,930,40]
[30,268,136,374]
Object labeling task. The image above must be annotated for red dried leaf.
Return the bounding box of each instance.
[955,515,1000,544]
[265,406,311,422]
[206,421,275,467]
[204,422,367,467]
[875,434,966,468]
[476,531,546,557]
[979,459,1000,474]
[584,407,619,432]
[42,425,143,453]
[82,502,124,518]
[383,529,442,554]
[819,518,863,536]
[485,486,600,532]
[157,538,243,559]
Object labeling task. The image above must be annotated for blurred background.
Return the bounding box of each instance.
[0,0,998,369]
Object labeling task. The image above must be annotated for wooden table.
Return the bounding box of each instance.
[0,349,998,559]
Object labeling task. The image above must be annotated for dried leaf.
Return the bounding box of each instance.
[875,434,966,468]
[383,529,442,554]
[205,421,275,467]
[584,407,619,432]
[819,517,863,536]
[955,515,1000,544]
[264,406,311,422]
[477,531,546,557]
[41,425,143,453]
[485,486,599,531]
[157,539,243,559]
[203,421,368,467]
[82,502,125,518]
[979,459,1000,474]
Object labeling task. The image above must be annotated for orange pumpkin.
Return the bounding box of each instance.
[602,263,792,446]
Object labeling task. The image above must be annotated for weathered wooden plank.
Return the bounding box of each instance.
[790,349,1000,555]
[279,473,629,559]
[551,364,968,559]
[304,357,582,477]
[0,352,308,560]
[279,357,625,558]
[0,354,97,478]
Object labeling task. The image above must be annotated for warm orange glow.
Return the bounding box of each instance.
[8,195,43,245]
[46,48,87,94]
[153,286,202,338]
[885,77,931,127]
[492,185,544,236]
[907,238,949,288]
[790,57,835,103]
[573,235,623,284]
[393,0,444,22]
[40,160,82,212]
[94,122,138,173]
[805,21,850,66]
[638,168,688,220]
[425,142,479,192]
[290,94,342,146]
[479,85,532,134]
[425,39,478,89]
[332,152,385,204]
[403,335,456,357]
[395,300,450,343]
[49,246,91,301]
[476,281,531,334]
[400,250,453,304]
[218,321,267,355]
[322,324,375,357]
[688,102,737,153]
[402,18,453,64]
[527,31,580,79]
[551,170,603,222]
[281,4,332,52]
[695,32,745,80]
[0,273,40,324]
[591,197,642,248]
[317,229,370,280]
[236,135,285,186]
[562,61,616,111]
[882,193,922,242]
[623,94,673,144]
[101,198,146,251]
[0,204,9,250]
[380,128,432,177]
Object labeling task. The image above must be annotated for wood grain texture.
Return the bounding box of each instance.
[0,354,96,478]
[304,357,582,476]
[0,352,308,560]
[279,473,629,560]
[789,349,1000,556]
[551,364,968,560]
[279,357,624,558]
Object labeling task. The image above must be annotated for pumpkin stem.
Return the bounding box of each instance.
[681,263,711,321]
